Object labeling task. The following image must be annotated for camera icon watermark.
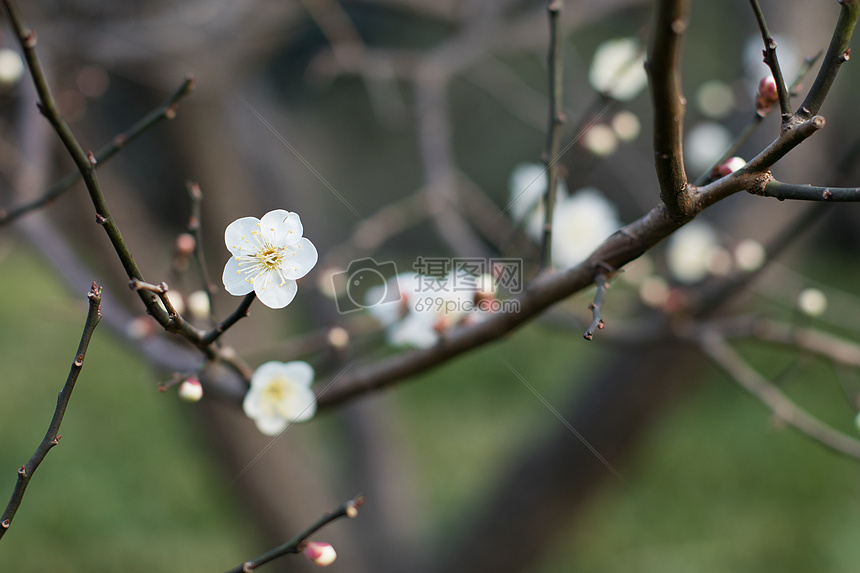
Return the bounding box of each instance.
[332,257,400,313]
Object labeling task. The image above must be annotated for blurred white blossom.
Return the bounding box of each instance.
[685,122,732,174]
[589,37,648,101]
[797,288,827,317]
[507,163,565,222]
[526,187,622,269]
[666,221,722,284]
[243,361,317,435]
[178,378,203,403]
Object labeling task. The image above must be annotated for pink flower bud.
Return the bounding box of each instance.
[178,378,203,402]
[717,156,746,177]
[175,233,196,257]
[304,541,337,566]
[755,75,778,114]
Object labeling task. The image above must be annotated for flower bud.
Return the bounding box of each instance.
[717,156,746,177]
[187,290,211,320]
[304,542,337,566]
[178,378,203,402]
[756,75,779,114]
[175,233,197,257]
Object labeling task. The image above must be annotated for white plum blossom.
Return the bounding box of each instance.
[589,37,648,101]
[520,186,621,269]
[222,209,318,309]
[507,162,566,222]
[666,220,721,284]
[243,361,317,435]
[546,188,622,268]
[367,271,494,349]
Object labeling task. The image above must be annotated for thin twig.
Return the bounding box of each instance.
[699,330,860,460]
[186,181,217,320]
[749,0,792,119]
[203,293,256,346]
[0,282,102,539]
[224,495,364,573]
[583,273,609,340]
[540,0,565,269]
[0,75,194,226]
[797,0,860,120]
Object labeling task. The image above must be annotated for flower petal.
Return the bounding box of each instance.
[285,385,317,422]
[253,415,289,436]
[222,256,254,296]
[278,361,316,387]
[253,272,298,309]
[280,238,319,280]
[260,209,303,245]
[224,216,262,256]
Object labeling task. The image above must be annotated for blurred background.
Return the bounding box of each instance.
[1,0,860,571]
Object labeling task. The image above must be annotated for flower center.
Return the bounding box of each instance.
[256,247,283,270]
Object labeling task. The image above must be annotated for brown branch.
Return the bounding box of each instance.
[699,330,860,460]
[646,0,695,220]
[224,495,363,573]
[749,0,792,119]
[758,178,860,201]
[0,283,102,538]
[797,0,860,120]
[540,0,565,269]
[316,205,685,409]
[0,75,194,226]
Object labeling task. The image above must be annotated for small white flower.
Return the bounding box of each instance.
[507,163,566,223]
[528,188,621,269]
[243,361,317,435]
[666,221,721,284]
[222,209,318,309]
[589,37,648,101]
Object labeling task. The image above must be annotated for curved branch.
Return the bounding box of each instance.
[749,0,792,119]
[224,495,363,573]
[699,330,860,460]
[0,283,102,538]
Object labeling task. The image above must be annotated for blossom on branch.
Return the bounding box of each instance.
[243,361,317,435]
[304,541,337,566]
[222,209,318,309]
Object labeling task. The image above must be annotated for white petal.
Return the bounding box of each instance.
[260,209,303,245]
[280,238,318,280]
[224,217,262,255]
[279,361,315,387]
[253,273,298,308]
[253,415,289,436]
[285,385,317,422]
[222,257,254,296]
